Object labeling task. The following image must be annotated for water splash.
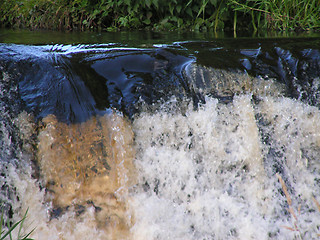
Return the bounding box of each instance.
[131,95,320,239]
[1,39,320,239]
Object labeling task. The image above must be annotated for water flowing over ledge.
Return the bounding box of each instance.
[1,37,320,239]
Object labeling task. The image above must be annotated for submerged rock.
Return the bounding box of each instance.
[183,63,286,101]
[37,112,135,238]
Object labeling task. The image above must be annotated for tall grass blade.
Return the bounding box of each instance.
[17,208,35,240]
[0,208,35,240]
[0,210,3,237]
[1,219,23,240]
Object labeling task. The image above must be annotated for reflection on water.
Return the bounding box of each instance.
[0,43,191,122]
[1,28,320,45]
[1,34,320,239]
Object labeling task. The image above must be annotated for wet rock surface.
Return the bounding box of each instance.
[37,112,135,237]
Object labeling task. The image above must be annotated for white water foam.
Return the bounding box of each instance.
[2,88,320,239]
[1,111,108,239]
[130,95,320,239]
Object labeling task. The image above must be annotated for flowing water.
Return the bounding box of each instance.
[1,29,320,239]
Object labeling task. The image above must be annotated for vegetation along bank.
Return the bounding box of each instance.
[1,0,320,33]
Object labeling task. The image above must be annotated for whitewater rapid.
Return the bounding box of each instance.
[3,92,320,239]
[1,40,320,239]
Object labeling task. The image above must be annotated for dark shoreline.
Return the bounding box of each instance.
[1,0,319,33]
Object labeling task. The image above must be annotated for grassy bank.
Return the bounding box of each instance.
[0,0,319,32]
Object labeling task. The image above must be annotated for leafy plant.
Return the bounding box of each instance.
[0,208,34,240]
[0,0,319,32]
[229,0,320,32]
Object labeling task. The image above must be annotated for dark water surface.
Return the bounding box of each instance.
[1,29,320,123]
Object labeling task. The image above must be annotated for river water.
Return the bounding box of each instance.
[1,29,320,239]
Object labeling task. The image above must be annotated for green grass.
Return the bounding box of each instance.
[0,0,319,32]
[0,208,34,240]
[229,0,320,32]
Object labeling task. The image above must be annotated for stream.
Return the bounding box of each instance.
[1,29,320,239]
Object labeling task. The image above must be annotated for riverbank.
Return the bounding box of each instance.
[1,0,319,33]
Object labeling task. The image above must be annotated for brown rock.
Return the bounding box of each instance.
[37,112,135,238]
